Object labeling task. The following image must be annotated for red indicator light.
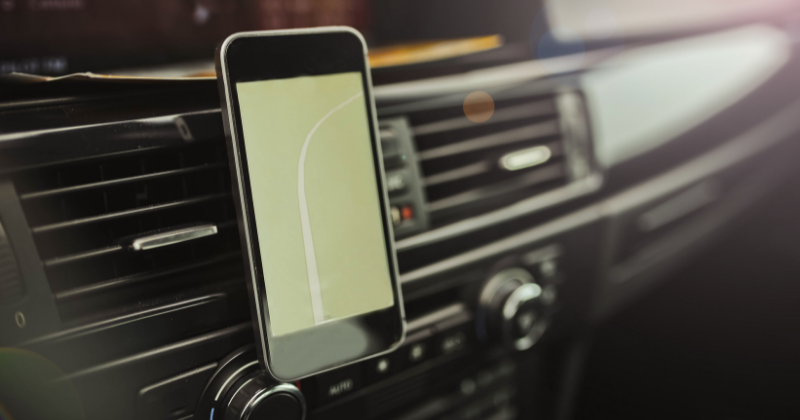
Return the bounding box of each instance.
[401,206,413,220]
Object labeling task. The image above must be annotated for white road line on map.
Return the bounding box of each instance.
[298,90,364,325]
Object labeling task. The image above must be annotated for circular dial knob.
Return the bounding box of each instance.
[478,267,548,351]
[222,375,305,420]
[196,346,306,420]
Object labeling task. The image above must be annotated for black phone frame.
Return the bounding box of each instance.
[216,28,406,381]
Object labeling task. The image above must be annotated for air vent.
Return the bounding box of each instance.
[13,141,241,322]
[0,219,24,305]
[407,93,570,227]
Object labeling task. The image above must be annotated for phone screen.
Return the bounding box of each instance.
[236,72,394,337]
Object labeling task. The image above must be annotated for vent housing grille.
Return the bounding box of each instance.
[407,92,570,227]
[14,141,241,323]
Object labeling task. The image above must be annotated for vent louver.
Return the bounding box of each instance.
[14,141,241,322]
[0,220,24,305]
[406,93,570,227]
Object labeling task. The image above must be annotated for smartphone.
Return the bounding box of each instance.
[215,27,406,381]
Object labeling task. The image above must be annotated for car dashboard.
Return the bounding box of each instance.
[1,23,800,420]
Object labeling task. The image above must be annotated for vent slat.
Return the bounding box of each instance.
[413,100,555,137]
[417,120,560,161]
[43,245,124,268]
[19,163,226,201]
[42,220,238,268]
[0,219,24,304]
[428,164,566,213]
[53,251,242,302]
[31,192,230,235]
[424,161,493,186]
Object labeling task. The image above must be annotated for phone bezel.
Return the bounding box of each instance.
[216,27,406,381]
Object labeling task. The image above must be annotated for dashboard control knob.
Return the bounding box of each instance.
[477,267,548,351]
[195,346,306,420]
[222,376,305,420]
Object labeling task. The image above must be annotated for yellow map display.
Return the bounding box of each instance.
[237,72,394,337]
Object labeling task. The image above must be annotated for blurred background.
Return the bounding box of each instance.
[1,0,797,76]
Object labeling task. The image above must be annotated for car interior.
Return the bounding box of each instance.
[3,1,800,419]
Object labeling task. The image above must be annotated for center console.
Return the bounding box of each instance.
[193,239,571,420]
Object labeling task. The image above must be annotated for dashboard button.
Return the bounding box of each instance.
[381,139,405,168]
[539,259,557,278]
[398,329,434,369]
[460,378,477,396]
[386,171,408,195]
[376,357,390,374]
[541,284,557,306]
[439,329,467,356]
[364,352,402,385]
[391,206,402,226]
[315,365,362,405]
[408,342,426,362]
[401,205,414,221]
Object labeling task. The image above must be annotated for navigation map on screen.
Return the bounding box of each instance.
[236,72,394,337]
